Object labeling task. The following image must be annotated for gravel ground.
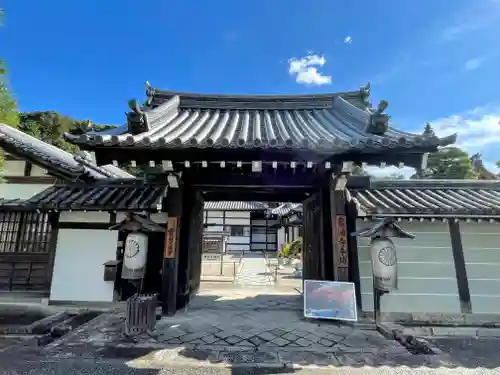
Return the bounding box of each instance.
[0,358,499,375]
[430,337,500,369]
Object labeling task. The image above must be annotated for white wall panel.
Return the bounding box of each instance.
[0,184,51,199]
[50,229,118,302]
[60,212,110,223]
[461,223,500,314]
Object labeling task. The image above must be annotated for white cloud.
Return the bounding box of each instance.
[464,57,485,71]
[344,36,352,44]
[288,54,332,86]
[430,106,500,153]
[438,2,500,42]
[363,106,500,179]
[365,165,416,179]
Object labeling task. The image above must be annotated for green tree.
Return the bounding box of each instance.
[0,10,20,176]
[412,147,476,179]
[0,63,18,127]
[18,112,117,154]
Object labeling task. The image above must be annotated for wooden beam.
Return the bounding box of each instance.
[346,202,362,310]
[331,173,350,281]
[448,220,472,313]
[161,188,183,316]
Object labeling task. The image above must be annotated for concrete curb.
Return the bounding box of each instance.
[388,325,500,338]
[0,311,72,335]
[377,323,444,355]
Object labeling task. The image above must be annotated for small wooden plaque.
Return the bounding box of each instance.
[164,217,178,259]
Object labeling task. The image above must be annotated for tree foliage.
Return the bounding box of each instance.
[0,10,18,174]
[17,112,115,154]
[412,147,477,180]
[0,63,18,128]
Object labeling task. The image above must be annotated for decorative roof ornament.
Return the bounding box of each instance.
[366,100,390,136]
[145,81,155,107]
[422,122,435,137]
[359,82,372,107]
[127,99,150,134]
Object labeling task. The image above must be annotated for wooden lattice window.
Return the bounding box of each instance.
[0,212,52,253]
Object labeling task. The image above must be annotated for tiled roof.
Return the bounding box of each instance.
[27,183,167,211]
[64,85,456,153]
[269,203,303,216]
[203,201,268,211]
[0,198,30,212]
[0,124,134,182]
[350,179,500,217]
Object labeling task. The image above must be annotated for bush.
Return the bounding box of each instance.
[279,242,291,258]
[289,237,303,257]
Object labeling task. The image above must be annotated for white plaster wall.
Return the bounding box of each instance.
[356,220,461,314]
[277,226,285,252]
[226,236,250,252]
[50,229,118,302]
[115,212,168,224]
[0,183,51,199]
[1,160,26,176]
[59,211,111,223]
[225,211,250,218]
[207,211,224,218]
[31,165,49,177]
[460,222,500,314]
[150,212,168,224]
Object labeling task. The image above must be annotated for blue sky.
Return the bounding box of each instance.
[2,0,500,173]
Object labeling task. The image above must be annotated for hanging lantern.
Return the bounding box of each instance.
[370,236,398,292]
[122,232,149,280]
[352,217,415,293]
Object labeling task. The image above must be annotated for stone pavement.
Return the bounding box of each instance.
[34,283,456,369]
[235,253,273,286]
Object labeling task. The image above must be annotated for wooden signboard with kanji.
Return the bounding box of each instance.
[334,215,349,280]
[164,217,178,259]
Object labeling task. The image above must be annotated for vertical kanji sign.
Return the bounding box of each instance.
[164,217,178,259]
[335,215,349,279]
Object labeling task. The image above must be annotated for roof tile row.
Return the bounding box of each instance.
[27,184,167,212]
[64,87,456,153]
[0,124,134,181]
[350,180,500,217]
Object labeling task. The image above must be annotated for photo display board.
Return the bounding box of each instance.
[303,280,358,322]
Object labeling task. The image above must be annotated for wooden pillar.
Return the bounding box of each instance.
[330,174,349,282]
[188,192,204,296]
[346,202,362,309]
[320,184,334,281]
[303,187,329,281]
[161,188,183,316]
[448,220,472,313]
